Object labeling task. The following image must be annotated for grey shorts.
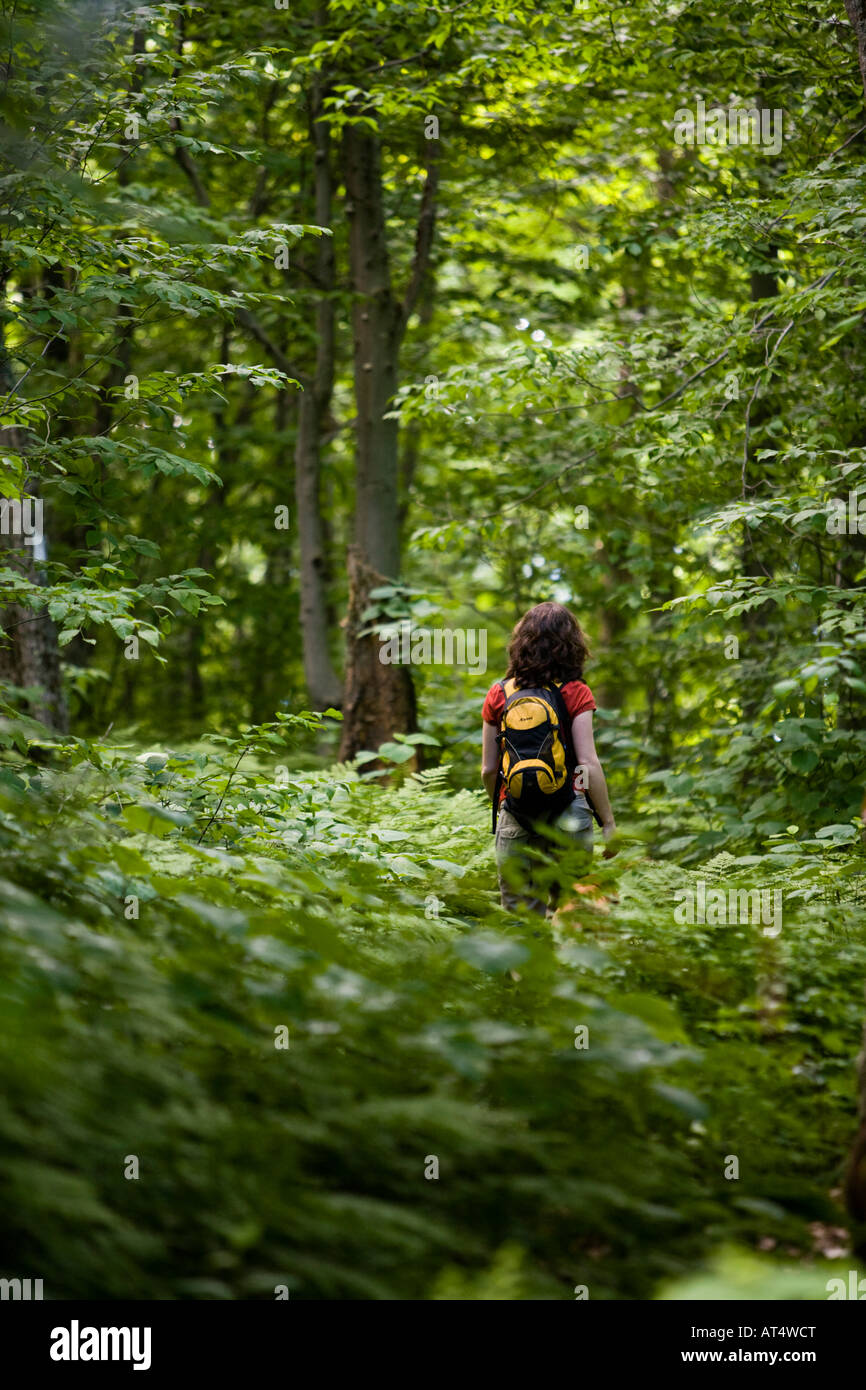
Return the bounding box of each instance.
[494,793,594,917]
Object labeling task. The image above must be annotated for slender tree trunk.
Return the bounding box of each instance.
[739,72,782,717]
[340,547,417,757]
[0,515,67,732]
[398,269,435,530]
[845,0,866,101]
[343,118,403,579]
[739,258,778,714]
[0,281,67,730]
[294,58,342,710]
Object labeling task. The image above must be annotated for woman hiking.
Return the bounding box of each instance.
[481,601,617,917]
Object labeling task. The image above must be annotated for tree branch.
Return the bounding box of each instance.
[399,149,439,332]
[232,305,310,392]
[172,138,210,208]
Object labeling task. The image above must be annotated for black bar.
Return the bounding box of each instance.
[3,1298,864,1376]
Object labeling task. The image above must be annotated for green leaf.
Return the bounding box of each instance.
[453,932,529,974]
[608,993,689,1044]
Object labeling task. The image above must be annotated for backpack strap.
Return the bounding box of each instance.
[491,679,507,834]
[548,682,576,774]
[549,681,603,827]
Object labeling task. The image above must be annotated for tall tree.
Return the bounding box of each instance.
[294,42,343,711]
[338,112,438,758]
[0,297,67,730]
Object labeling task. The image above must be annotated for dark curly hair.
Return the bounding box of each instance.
[505,602,590,688]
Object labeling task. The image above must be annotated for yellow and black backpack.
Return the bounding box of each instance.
[492,679,577,833]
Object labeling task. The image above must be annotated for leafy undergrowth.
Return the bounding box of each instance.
[0,708,864,1299]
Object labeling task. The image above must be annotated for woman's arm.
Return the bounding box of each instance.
[481,721,499,800]
[572,710,617,843]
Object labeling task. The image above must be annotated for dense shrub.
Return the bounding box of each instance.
[0,709,862,1298]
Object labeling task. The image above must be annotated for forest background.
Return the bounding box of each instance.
[2,0,866,1301]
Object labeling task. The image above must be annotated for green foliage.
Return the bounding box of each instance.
[0,708,864,1298]
[3,0,866,1304]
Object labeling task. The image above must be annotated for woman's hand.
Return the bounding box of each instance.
[602,820,619,859]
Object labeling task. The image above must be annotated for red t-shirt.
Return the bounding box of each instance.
[482,679,596,726]
[482,679,597,803]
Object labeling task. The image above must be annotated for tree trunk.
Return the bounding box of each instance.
[845,0,866,102]
[0,523,68,732]
[343,118,403,579]
[0,287,67,731]
[338,113,436,758]
[739,70,782,717]
[339,547,417,761]
[294,61,342,711]
[737,257,779,721]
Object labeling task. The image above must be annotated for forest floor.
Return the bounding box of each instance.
[2,736,865,1299]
